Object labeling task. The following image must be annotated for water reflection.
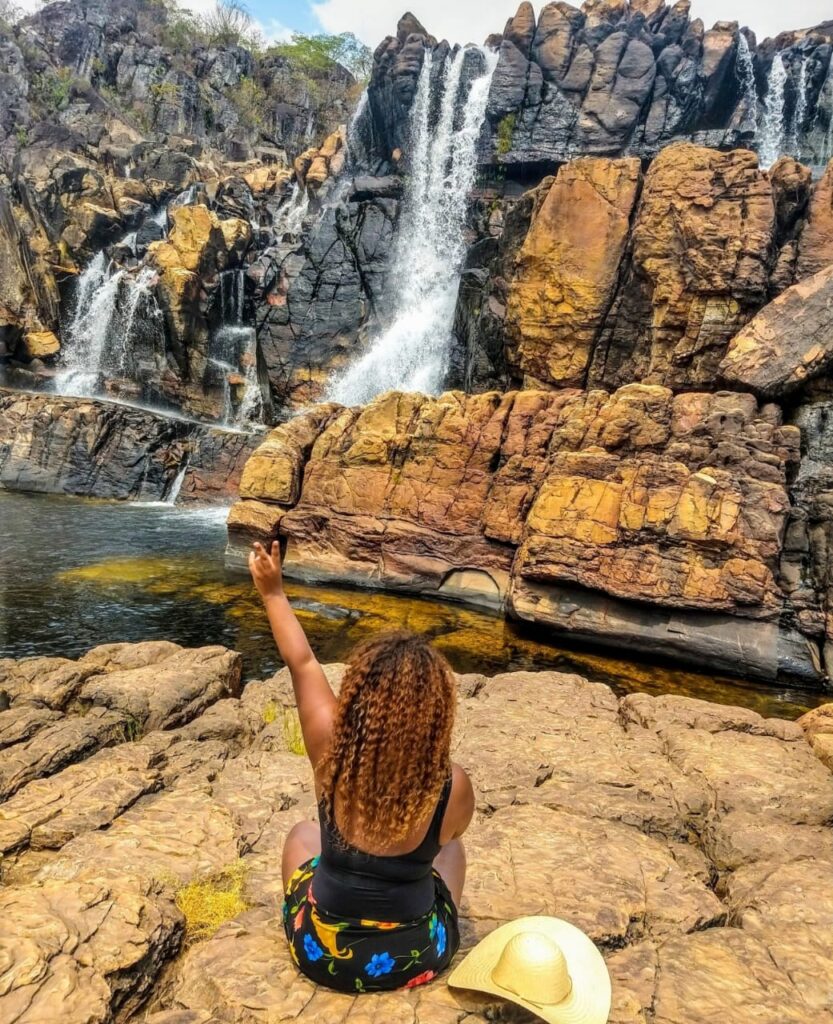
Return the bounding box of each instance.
[1,491,827,720]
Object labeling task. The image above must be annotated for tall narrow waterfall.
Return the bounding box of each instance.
[788,56,808,160]
[326,45,499,405]
[207,269,262,427]
[735,35,758,134]
[758,53,788,168]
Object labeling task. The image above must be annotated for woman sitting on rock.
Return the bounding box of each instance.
[249,541,474,993]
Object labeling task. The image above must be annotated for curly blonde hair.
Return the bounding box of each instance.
[317,631,456,849]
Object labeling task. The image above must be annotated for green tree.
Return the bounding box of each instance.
[271,32,372,81]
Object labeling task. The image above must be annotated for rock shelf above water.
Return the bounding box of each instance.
[0,641,831,1023]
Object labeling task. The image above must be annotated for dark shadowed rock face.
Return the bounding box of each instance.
[0,643,831,1023]
[355,2,833,173]
[255,189,400,409]
[0,389,259,503]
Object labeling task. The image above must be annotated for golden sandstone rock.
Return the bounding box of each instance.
[21,330,60,359]
[1,644,831,1024]
[506,157,641,387]
[721,264,833,396]
[229,385,806,678]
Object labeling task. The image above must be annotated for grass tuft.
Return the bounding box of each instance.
[174,861,250,942]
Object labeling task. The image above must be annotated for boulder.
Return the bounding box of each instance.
[720,265,833,397]
[505,157,641,387]
[21,330,60,360]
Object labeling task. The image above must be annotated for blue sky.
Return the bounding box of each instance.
[238,1,831,49]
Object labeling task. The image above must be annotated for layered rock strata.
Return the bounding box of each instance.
[227,385,824,683]
[0,642,831,1022]
[0,389,259,503]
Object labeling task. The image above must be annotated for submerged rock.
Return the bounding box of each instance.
[0,643,830,1022]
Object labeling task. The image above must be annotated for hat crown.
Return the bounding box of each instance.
[491,932,573,1006]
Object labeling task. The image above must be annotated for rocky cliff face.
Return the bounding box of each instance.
[1,643,832,1022]
[0,0,358,416]
[361,3,833,172]
[0,389,259,502]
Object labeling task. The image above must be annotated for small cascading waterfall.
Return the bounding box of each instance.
[326,44,499,405]
[735,34,758,135]
[346,88,370,167]
[273,182,310,240]
[814,60,833,165]
[207,269,262,427]
[55,258,162,398]
[758,52,788,168]
[788,56,808,160]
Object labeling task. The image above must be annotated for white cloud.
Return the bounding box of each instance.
[310,0,515,47]
[311,0,832,49]
[252,17,294,44]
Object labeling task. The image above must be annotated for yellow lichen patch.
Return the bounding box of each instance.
[174,861,250,943]
[262,700,278,725]
[283,709,306,756]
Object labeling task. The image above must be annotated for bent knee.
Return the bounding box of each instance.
[287,819,319,842]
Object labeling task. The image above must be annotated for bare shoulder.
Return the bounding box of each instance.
[441,761,475,842]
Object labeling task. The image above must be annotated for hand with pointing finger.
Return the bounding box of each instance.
[248,540,285,599]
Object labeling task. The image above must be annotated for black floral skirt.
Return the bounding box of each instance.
[283,856,460,993]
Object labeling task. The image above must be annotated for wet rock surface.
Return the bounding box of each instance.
[0,389,260,502]
[0,642,830,1023]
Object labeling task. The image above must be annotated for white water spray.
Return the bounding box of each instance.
[208,270,262,427]
[788,56,808,160]
[759,52,788,168]
[735,35,758,134]
[55,259,160,397]
[326,45,499,405]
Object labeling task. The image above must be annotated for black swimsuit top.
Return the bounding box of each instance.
[313,777,453,922]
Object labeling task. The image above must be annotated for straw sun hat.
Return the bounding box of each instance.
[448,917,611,1024]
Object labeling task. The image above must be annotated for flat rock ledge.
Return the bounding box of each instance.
[1,643,832,1024]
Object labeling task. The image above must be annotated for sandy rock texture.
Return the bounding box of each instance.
[0,642,831,1024]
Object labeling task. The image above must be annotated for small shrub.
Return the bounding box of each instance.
[496,112,516,156]
[229,75,267,129]
[174,861,250,942]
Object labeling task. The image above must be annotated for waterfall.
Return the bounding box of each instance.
[55,257,161,398]
[346,88,370,165]
[788,56,808,160]
[165,458,189,505]
[326,45,499,406]
[759,52,788,168]
[207,269,261,427]
[273,182,310,239]
[735,35,758,134]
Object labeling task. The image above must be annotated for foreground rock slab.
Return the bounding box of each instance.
[0,643,831,1023]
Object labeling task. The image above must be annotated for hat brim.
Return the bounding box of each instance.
[447,917,611,1024]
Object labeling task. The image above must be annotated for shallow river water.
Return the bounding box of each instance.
[1,490,828,719]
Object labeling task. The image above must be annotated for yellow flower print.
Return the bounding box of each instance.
[311,907,354,960]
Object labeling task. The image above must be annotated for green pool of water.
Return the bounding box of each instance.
[0,490,827,719]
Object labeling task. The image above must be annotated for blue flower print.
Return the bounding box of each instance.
[365,952,396,978]
[435,921,447,958]
[303,935,324,962]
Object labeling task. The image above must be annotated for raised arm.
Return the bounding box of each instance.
[249,541,336,765]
